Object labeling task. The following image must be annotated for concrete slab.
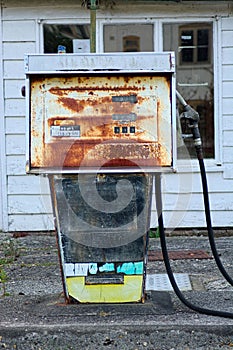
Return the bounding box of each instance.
[0,232,232,349]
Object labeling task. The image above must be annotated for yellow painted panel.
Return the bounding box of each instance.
[66,275,144,303]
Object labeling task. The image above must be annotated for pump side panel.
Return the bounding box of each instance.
[29,74,172,172]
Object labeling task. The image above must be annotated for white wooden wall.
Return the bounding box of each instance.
[1,5,55,231]
[0,0,233,232]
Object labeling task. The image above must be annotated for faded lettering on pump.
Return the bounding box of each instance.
[30,74,172,170]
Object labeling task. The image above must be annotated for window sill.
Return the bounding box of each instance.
[175,159,223,173]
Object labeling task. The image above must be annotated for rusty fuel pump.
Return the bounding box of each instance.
[25,52,176,303]
[24,52,233,318]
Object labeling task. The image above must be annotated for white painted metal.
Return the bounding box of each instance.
[25,52,175,73]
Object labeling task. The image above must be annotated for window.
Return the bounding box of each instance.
[43,21,215,160]
[123,35,140,52]
[163,22,214,159]
[43,24,90,53]
[179,24,211,65]
[104,24,153,52]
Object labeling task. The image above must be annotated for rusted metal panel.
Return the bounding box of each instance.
[28,73,173,172]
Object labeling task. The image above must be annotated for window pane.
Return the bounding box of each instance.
[104,24,153,52]
[163,23,214,159]
[197,29,209,62]
[123,35,140,52]
[180,30,194,63]
[43,24,90,53]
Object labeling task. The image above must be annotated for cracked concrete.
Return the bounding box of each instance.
[0,231,232,349]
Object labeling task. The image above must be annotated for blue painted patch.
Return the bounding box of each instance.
[117,262,143,275]
[99,263,115,273]
[134,262,144,274]
[88,263,98,275]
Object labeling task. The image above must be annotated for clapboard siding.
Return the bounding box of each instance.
[150,170,233,228]
[223,116,233,130]
[2,20,36,41]
[8,175,50,195]
[3,42,36,59]
[8,194,52,214]
[161,170,233,194]
[223,165,233,180]
[1,6,51,230]
[223,147,233,163]
[5,117,25,134]
[8,214,54,231]
[3,60,24,79]
[5,98,26,116]
[222,65,233,81]
[222,31,233,47]
[223,131,233,147]
[163,192,233,212]
[5,135,25,155]
[0,1,233,232]
[222,97,233,115]
[222,81,233,98]
[222,47,233,64]
[153,209,233,229]
[150,207,233,229]
[222,17,233,181]
[6,155,26,175]
[5,80,25,98]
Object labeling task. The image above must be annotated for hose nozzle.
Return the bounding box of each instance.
[176,90,203,159]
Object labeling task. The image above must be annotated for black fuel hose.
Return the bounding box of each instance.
[155,174,233,319]
[199,157,233,287]
[176,90,233,287]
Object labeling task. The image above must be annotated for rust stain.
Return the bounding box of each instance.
[47,113,155,140]
[30,74,171,169]
[51,93,146,116]
[49,85,141,94]
[31,141,163,168]
[58,97,86,113]
[49,87,64,96]
[148,250,212,261]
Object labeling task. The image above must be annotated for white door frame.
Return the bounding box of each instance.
[0,5,8,232]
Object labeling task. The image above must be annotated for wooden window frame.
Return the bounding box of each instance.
[179,23,212,66]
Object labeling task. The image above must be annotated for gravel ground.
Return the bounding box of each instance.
[0,231,232,349]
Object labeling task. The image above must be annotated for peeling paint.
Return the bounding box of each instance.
[117,262,143,275]
[66,275,144,303]
[88,263,98,275]
[99,263,115,273]
[29,74,172,171]
[65,261,144,277]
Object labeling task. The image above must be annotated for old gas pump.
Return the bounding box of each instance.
[25,52,176,303]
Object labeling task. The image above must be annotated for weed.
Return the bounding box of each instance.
[0,238,19,297]
[0,267,8,297]
[2,238,19,260]
[149,227,160,238]
[0,257,14,265]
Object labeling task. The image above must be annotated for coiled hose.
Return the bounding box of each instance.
[176,90,233,287]
[155,92,233,318]
[155,174,233,318]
